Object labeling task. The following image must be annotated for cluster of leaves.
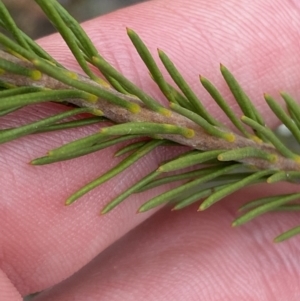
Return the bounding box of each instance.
[0,0,300,242]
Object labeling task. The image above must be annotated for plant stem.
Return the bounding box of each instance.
[1,49,299,172]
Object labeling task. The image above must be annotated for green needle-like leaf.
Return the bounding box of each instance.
[158,49,220,125]
[65,139,165,205]
[170,103,235,142]
[281,92,300,129]
[172,184,228,210]
[101,170,161,214]
[127,28,176,103]
[36,0,99,81]
[200,75,253,138]
[233,193,300,226]
[32,135,135,165]
[0,107,95,144]
[159,150,224,172]
[138,165,229,192]
[0,89,94,111]
[31,58,141,113]
[139,164,239,212]
[220,64,265,126]
[114,141,148,157]
[100,122,194,138]
[238,195,285,211]
[0,0,30,50]
[267,171,300,183]
[0,106,22,116]
[200,170,273,210]
[91,55,170,116]
[0,57,41,79]
[35,116,106,133]
[218,147,278,163]
[241,116,300,162]
[274,225,300,242]
[265,93,300,144]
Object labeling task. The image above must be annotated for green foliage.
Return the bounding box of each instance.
[0,0,300,242]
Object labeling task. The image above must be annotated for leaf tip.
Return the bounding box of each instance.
[126,27,135,36]
[197,204,206,211]
[219,63,226,71]
[65,199,73,206]
[100,207,109,215]
[231,220,238,227]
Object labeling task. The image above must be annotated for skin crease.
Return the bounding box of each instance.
[1,0,300,299]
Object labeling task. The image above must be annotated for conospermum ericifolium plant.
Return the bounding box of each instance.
[0,0,300,242]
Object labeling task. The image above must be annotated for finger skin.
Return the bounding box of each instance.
[1,0,300,297]
[0,269,22,301]
[34,185,300,301]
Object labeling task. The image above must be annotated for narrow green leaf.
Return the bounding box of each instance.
[22,32,62,67]
[100,122,194,139]
[101,170,161,214]
[0,0,30,50]
[241,116,300,162]
[32,135,135,165]
[127,28,176,104]
[173,184,228,210]
[170,102,235,142]
[138,164,240,212]
[114,141,148,157]
[218,146,278,163]
[159,150,223,172]
[0,57,41,80]
[165,82,194,110]
[52,0,99,58]
[158,49,220,125]
[35,0,99,81]
[0,107,94,144]
[265,93,300,144]
[0,32,38,62]
[35,117,106,133]
[105,75,131,95]
[49,131,140,158]
[239,195,284,211]
[220,64,265,126]
[233,193,300,226]
[0,89,94,110]
[0,106,22,116]
[274,204,300,211]
[281,92,300,129]
[66,139,164,205]
[31,58,140,113]
[139,165,228,192]
[91,55,170,116]
[274,225,300,242]
[0,17,62,66]
[200,170,273,210]
[267,171,300,183]
[200,75,253,138]
[0,86,41,97]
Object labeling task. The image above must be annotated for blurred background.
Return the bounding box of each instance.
[2,0,147,38]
